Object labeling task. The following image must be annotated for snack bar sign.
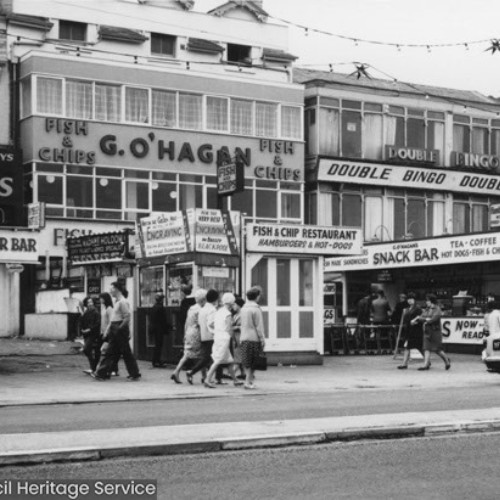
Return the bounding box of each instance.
[246,224,363,255]
[325,232,500,272]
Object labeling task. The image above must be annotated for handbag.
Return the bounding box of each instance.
[254,349,267,371]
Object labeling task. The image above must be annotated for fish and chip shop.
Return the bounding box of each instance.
[325,231,500,353]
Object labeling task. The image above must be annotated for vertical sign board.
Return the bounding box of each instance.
[217,161,244,197]
[0,147,23,227]
[27,202,46,229]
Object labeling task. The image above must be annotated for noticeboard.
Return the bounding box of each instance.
[67,231,131,265]
[217,161,244,197]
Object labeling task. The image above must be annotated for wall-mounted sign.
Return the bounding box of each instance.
[491,204,500,229]
[254,166,301,181]
[451,151,500,171]
[316,159,500,197]
[0,146,23,227]
[247,223,363,255]
[441,317,485,345]
[27,202,46,230]
[217,161,244,196]
[0,230,39,264]
[376,270,393,282]
[190,209,239,255]
[325,231,500,272]
[87,278,102,297]
[67,231,132,265]
[386,146,439,164]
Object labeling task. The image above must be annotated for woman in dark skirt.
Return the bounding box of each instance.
[416,294,451,371]
[397,292,422,369]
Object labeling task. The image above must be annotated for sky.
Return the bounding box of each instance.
[195,0,500,96]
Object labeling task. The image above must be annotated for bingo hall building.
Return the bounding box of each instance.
[296,68,500,353]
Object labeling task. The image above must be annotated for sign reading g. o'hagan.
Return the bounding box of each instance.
[246,223,362,255]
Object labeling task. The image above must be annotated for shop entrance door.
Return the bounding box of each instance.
[248,256,319,352]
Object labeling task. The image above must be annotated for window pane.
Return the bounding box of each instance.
[386,116,405,148]
[453,203,470,234]
[231,99,253,135]
[407,118,425,149]
[251,258,268,307]
[276,259,290,306]
[492,130,500,155]
[407,199,426,238]
[66,80,92,119]
[363,113,383,159]
[151,33,176,56]
[427,200,445,236]
[37,77,62,115]
[341,110,362,157]
[67,176,93,207]
[342,194,361,227]
[22,78,32,117]
[299,311,314,338]
[59,21,86,41]
[206,96,228,131]
[126,181,149,210]
[472,128,489,155]
[256,189,277,218]
[206,187,218,209]
[255,102,278,137]
[281,106,301,139]
[427,121,444,163]
[38,175,63,204]
[125,87,149,124]
[281,192,301,219]
[318,108,339,155]
[393,198,406,240]
[96,178,122,209]
[152,90,176,127]
[472,205,488,232]
[277,311,291,338]
[453,124,470,153]
[231,189,253,215]
[299,259,314,306]
[179,184,202,210]
[179,94,202,130]
[152,182,177,212]
[95,84,121,122]
[364,197,383,241]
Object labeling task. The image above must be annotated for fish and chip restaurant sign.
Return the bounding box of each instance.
[247,224,362,255]
[316,159,500,196]
[325,232,500,272]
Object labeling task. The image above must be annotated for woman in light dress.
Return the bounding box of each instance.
[204,293,244,388]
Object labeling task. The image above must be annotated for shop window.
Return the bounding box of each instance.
[363,113,383,159]
[341,110,362,157]
[126,181,149,212]
[21,78,32,118]
[471,127,489,155]
[255,102,278,137]
[125,87,149,124]
[251,258,268,307]
[152,182,177,212]
[256,189,277,219]
[152,90,176,127]
[364,196,383,241]
[386,115,405,148]
[140,266,164,307]
[231,99,253,135]
[96,178,122,210]
[179,93,202,130]
[472,204,488,232]
[59,20,86,41]
[227,43,251,64]
[453,124,470,153]
[299,259,314,307]
[407,199,426,238]
[231,189,253,216]
[67,176,93,209]
[453,202,470,234]
[179,184,202,210]
[280,192,301,220]
[318,108,339,156]
[36,77,63,115]
[206,96,229,132]
[66,80,92,120]
[342,193,362,227]
[151,33,176,57]
[407,118,425,149]
[281,106,301,139]
[38,174,63,205]
[95,84,121,122]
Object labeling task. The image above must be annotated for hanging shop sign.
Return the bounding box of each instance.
[67,231,133,265]
[0,146,23,227]
[246,223,363,255]
[316,159,500,196]
[441,317,485,345]
[325,231,500,272]
[27,202,46,230]
[0,230,39,264]
[217,161,244,196]
[451,152,500,172]
[386,146,439,164]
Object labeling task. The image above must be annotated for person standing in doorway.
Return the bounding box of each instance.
[186,288,219,384]
[417,294,451,371]
[397,292,423,369]
[94,282,141,381]
[80,297,101,375]
[150,293,169,368]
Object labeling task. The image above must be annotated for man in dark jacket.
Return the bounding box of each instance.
[151,293,169,368]
[80,297,101,374]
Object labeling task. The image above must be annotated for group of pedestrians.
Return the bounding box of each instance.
[171,286,266,390]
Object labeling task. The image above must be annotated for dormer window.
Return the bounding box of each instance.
[151,33,176,57]
[59,20,87,42]
[227,43,252,65]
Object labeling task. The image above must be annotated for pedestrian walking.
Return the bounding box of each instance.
[240,286,266,390]
[186,288,219,384]
[93,282,141,381]
[171,289,207,384]
[150,293,169,368]
[178,284,196,336]
[99,292,119,377]
[232,296,246,380]
[397,292,423,369]
[80,297,101,374]
[204,293,243,388]
[417,294,451,371]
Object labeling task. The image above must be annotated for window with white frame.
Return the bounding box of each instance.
[66,80,93,119]
[256,102,278,137]
[152,89,176,127]
[125,87,149,124]
[281,106,301,139]
[206,96,228,132]
[179,93,202,130]
[36,77,63,115]
[95,83,121,122]
[231,99,253,135]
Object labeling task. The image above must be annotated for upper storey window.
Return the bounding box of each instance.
[227,44,252,65]
[151,33,176,57]
[59,20,87,42]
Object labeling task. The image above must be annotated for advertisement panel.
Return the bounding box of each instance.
[140,212,190,257]
[325,232,500,272]
[441,317,485,345]
[0,147,23,227]
[67,231,131,265]
[247,223,363,255]
[191,209,239,255]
